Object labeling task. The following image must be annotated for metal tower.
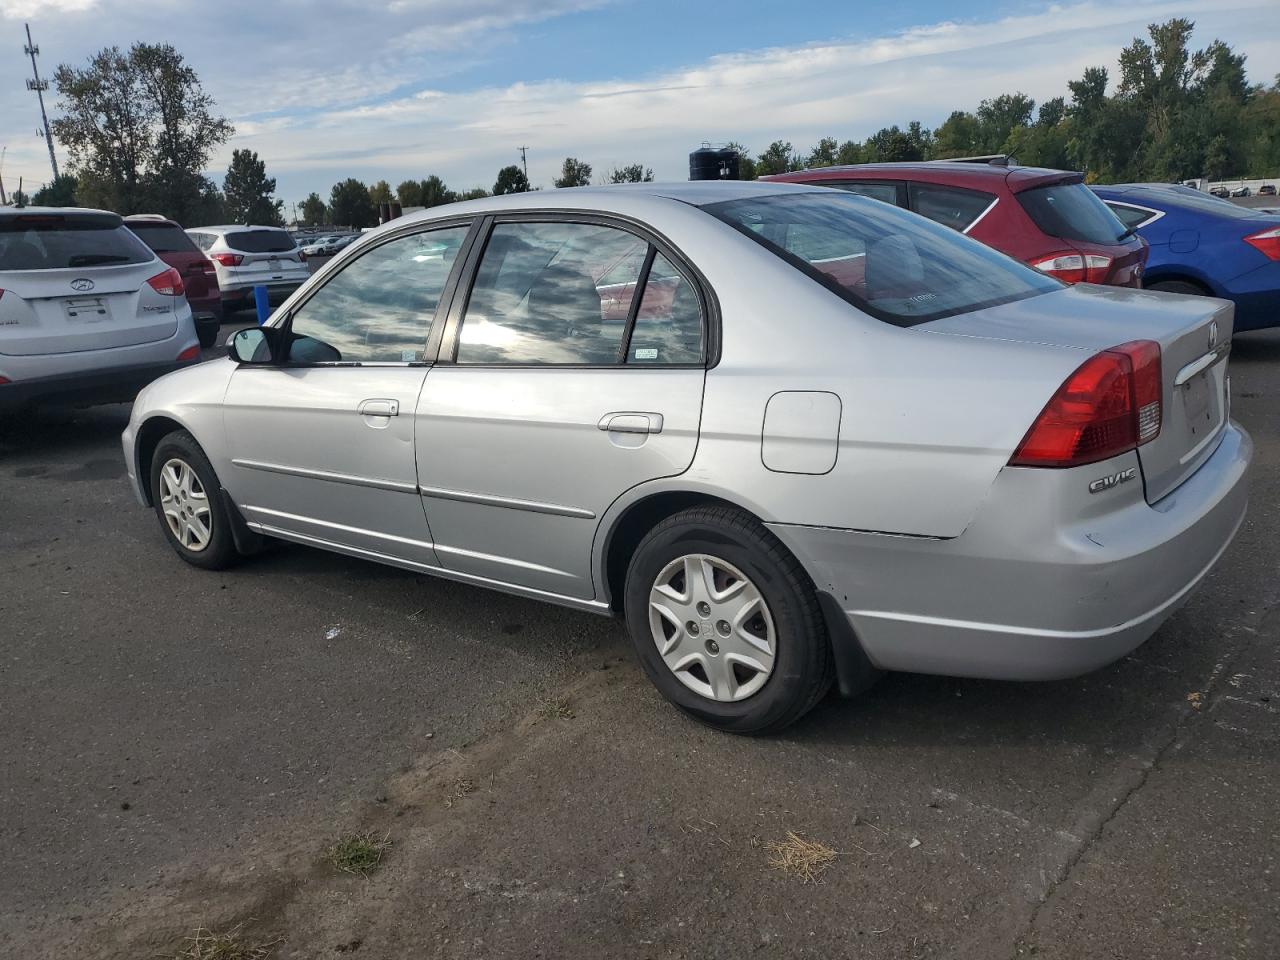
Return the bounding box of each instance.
[24,22,59,180]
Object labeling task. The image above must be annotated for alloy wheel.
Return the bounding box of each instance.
[158,457,212,552]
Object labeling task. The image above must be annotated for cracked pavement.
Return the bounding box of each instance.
[1,328,1277,959]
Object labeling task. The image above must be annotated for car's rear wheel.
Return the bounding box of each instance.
[1147,279,1207,297]
[149,430,238,570]
[623,505,834,734]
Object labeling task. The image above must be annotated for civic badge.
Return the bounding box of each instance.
[70,278,95,292]
[1208,320,1218,351]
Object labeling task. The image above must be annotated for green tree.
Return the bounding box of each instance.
[493,165,530,194]
[554,157,592,188]
[806,137,839,168]
[756,141,796,176]
[369,179,394,204]
[457,187,490,201]
[329,178,375,228]
[223,149,282,225]
[608,163,654,183]
[12,189,30,207]
[420,174,455,207]
[975,93,1035,152]
[933,110,981,158]
[835,140,864,165]
[396,179,422,206]
[300,192,326,226]
[32,174,79,206]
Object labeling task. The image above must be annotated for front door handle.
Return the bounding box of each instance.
[358,398,399,417]
[598,412,663,435]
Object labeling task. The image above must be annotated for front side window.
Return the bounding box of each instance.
[707,192,1060,327]
[1017,181,1128,245]
[829,181,900,205]
[0,213,153,270]
[287,225,469,364]
[909,183,995,232]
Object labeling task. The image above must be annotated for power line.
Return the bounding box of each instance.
[24,22,59,181]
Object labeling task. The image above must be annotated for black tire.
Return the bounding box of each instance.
[623,505,834,735]
[197,324,218,349]
[1147,279,1207,297]
[149,429,239,570]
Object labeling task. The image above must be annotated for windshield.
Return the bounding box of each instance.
[705,192,1059,327]
[0,215,154,270]
[127,221,200,254]
[1018,181,1128,245]
[225,229,296,253]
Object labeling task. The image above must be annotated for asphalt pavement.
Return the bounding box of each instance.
[1,328,1278,959]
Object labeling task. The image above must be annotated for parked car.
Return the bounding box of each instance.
[1231,186,1252,198]
[1259,184,1276,197]
[300,235,343,256]
[124,183,1249,734]
[1,208,201,411]
[764,162,1148,287]
[1092,183,1280,332]
[185,225,309,313]
[1210,186,1231,198]
[329,235,359,253]
[125,215,221,348]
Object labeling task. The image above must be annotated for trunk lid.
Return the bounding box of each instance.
[922,284,1233,502]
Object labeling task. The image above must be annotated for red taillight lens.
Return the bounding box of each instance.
[1031,252,1113,284]
[1010,339,1162,468]
[176,345,201,362]
[0,376,10,385]
[1243,226,1280,261]
[211,252,243,267]
[147,267,185,297]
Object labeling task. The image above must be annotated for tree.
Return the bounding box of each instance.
[12,189,30,207]
[723,142,756,180]
[420,174,455,207]
[805,137,839,168]
[369,180,394,204]
[396,179,422,206]
[756,141,797,176]
[975,93,1035,152]
[457,187,490,201]
[493,164,530,194]
[300,192,327,226]
[554,157,592,188]
[33,174,79,206]
[608,163,654,183]
[329,178,376,228]
[223,149,282,225]
[51,43,231,218]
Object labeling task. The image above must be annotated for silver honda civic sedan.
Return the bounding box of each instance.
[122,182,1251,734]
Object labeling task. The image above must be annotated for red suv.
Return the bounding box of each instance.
[124,215,222,347]
[764,162,1148,287]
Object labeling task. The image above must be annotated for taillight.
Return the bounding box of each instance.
[1243,227,1280,261]
[176,345,201,362]
[1030,252,1113,284]
[147,267,185,297]
[1010,339,1162,468]
[211,252,243,267]
[0,376,10,385]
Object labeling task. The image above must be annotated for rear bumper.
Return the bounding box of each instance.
[770,422,1252,682]
[1221,261,1280,332]
[0,359,197,412]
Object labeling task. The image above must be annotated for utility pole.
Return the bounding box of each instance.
[518,145,529,183]
[0,146,7,205]
[24,23,59,181]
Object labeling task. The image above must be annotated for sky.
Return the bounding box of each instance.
[1,0,1278,215]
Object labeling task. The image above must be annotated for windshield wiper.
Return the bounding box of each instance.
[1117,227,1137,242]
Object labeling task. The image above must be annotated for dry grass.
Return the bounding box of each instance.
[170,925,280,960]
[444,776,475,808]
[766,831,838,884]
[537,695,575,721]
[326,831,392,877]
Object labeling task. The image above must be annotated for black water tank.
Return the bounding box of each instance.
[689,147,740,181]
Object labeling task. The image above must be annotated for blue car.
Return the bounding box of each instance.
[1092,184,1280,333]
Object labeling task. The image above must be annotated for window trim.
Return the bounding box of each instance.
[906,181,999,234]
[273,216,481,368]
[1102,200,1165,231]
[436,209,717,370]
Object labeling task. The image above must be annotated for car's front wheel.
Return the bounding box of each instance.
[149,430,239,570]
[623,505,834,734]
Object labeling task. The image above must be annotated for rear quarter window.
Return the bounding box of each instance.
[225,229,296,253]
[1018,182,1128,245]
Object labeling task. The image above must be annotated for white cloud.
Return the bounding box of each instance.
[0,0,96,18]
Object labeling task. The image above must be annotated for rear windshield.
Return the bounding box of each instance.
[224,229,296,253]
[127,221,200,254]
[0,216,153,270]
[1018,181,1128,245]
[705,192,1059,327]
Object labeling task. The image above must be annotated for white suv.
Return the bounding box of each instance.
[0,207,200,411]
[185,225,309,313]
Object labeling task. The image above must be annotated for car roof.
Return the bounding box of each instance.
[764,162,1082,193]
[188,224,293,233]
[0,205,121,222]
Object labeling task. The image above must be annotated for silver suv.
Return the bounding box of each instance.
[0,207,200,411]
[185,225,309,313]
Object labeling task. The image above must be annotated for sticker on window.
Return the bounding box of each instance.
[401,349,418,362]
[634,348,658,360]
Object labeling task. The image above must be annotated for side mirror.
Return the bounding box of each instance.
[228,326,280,364]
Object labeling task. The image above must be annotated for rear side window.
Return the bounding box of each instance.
[828,181,901,205]
[707,192,1059,327]
[224,229,295,253]
[0,216,153,270]
[127,221,200,254]
[1018,182,1127,245]
[909,183,995,232]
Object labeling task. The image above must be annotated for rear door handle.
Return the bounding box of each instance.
[358,398,399,417]
[598,412,663,435]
